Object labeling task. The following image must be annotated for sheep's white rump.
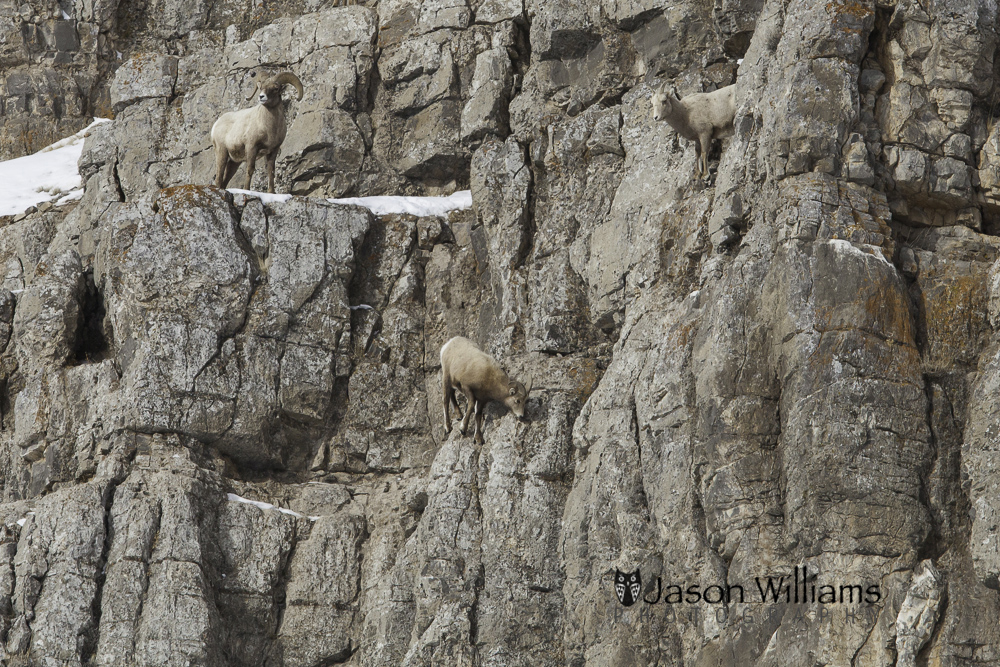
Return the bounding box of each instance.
[228,188,473,218]
[0,118,111,217]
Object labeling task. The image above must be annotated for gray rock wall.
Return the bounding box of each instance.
[2,0,1000,664]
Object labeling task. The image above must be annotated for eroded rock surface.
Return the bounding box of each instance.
[1,0,1000,664]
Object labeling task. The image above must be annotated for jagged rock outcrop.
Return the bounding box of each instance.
[2,0,1000,664]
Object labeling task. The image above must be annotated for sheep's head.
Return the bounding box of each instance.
[504,375,533,420]
[246,71,305,107]
[651,84,679,121]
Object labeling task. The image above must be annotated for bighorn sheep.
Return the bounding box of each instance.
[651,83,736,180]
[210,71,304,193]
[440,336,533,444]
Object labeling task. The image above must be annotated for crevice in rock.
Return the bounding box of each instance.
[631,397,650,514]
[919,376,975,563]
[82,471,130,663]
[515,144,537,273]
[916,378,940,560]
[346,216,418,362]
[269,517,303,647]
[189,209,260,393]
[468,562,484,647]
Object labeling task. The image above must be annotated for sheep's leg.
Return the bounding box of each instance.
[221,160,240,188]
[265,152,277,194]
[214,149,229,188]
[459,387,475,435]
[244,146,259,191]
[443,386,451,433]
[698,133,711,180]
[443,374,455,433]
[473,399,486,445]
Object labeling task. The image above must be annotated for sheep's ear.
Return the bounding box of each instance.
[509,385,517,396]
[245,81,259,102]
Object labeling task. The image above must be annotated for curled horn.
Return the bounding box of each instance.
[245,80,260,102]
[524,375,533,395]
[271,71,304,100]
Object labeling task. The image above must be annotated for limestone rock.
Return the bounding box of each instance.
[110,54,179,113]
[895,560,943,667]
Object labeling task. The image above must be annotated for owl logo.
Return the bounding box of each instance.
[614,569,641,606]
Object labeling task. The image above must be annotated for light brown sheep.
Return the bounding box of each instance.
[440,336,533,444]
[651,83,736,180]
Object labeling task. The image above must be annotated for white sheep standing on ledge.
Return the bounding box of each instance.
[441,336,533,445]
[211,71,304,194]
[651,83,736,180]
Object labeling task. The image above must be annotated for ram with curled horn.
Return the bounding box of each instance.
[210,70,304,193]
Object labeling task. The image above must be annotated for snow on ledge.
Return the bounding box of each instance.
[226,492,319,521]
[227,189,293,204]
[0,118,111,217]
[229,188,473,218]
[329,190,472,217]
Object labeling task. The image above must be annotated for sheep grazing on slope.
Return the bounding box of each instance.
[440,336,533,445]
[651,83,736,180]
[210,71,304,194]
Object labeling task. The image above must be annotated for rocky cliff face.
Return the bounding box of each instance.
[2,0,1000,664]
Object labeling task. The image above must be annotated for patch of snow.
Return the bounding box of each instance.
[56,189,86,206]
[226,188,293,204]
[349,304,373,310]
[15,518,26,527]
[329,190,472,218]
[827,238,891,266]
[0,118,111,217]
[61,8,71,19]
[226,493,319,520]
[737,58,744,65]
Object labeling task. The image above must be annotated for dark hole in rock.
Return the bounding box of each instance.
[407,491,429,514]
[723,31,752,59]
[73,270,110,363]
